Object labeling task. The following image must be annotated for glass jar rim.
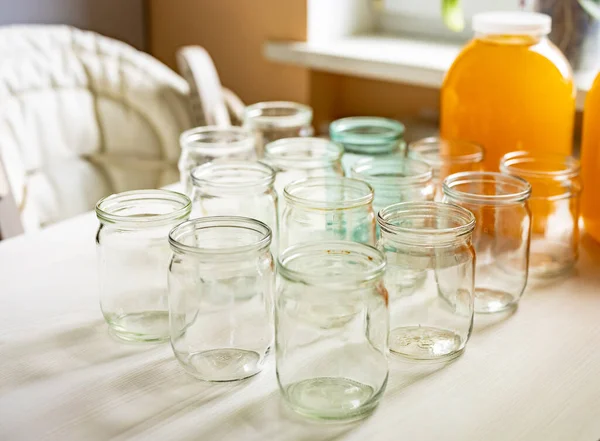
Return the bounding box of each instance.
[378,202,475,245]
[169,216,271,257]
[350,157,432,187]
[408,137,485,167]
[191,160,275,193]
[244,101,313,128]
[278,240,386,286]
[500,151,580,181]
[443,171,532,205]
[330,117,405,144]
[96,189,191,226]
[284,177,374,209]
[264,137,343,170]
[179,126,255,155]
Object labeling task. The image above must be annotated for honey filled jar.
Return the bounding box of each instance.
[441,12,575,170]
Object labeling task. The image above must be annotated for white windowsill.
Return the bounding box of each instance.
[264,34,594,111]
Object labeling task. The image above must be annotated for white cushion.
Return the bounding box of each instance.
[0,25,193,231]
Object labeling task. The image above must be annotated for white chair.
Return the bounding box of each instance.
[0,25,245,235]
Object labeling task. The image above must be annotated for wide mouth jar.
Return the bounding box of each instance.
[278,240,386,286]
[169,216,272,258]
[500,151,581,200]
[96,189,191,227]
[245,101,313,128]
[408,137,484,169]
[443,172,532,205]
[191,161,275,196]
[351,157,433,188]
[378,201,475,246]
[179,126,255,156]
[330,117,405,155]
[284,177,374,210]
[264,138,343,170]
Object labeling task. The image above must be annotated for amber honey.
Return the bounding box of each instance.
[581,73,600,242]
[441,33,575,171]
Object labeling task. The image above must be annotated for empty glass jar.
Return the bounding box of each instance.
[500,151,581,277]
[179,126,256,195]
[280,177,376,252]
[190,161,278,252]
[96,189,191,342]
[244,101,313,157]
[330,116,406,175]
[168,217,274,381]
[276,241,388,420]
[350,156,435,216]
[443,172,532,313]
[377,202,475,361]
[263,137,343,197]
[408,137,484,199]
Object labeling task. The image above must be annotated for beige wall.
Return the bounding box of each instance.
[147,1,440,133]
[148,0,310,105]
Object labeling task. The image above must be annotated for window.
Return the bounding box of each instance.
[378,0,526,41]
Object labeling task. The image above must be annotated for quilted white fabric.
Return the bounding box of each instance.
[0,25,193,231]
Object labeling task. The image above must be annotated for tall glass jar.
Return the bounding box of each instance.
[263,137,343,197]
[377,202,475,361]
[443,172,532,313]
[280,177,376,252]
[179,126,256,195]
[350,157,434,216]
[244,101,313,157]
[329,116,406,175]
[276,240,388,421]
[168,217,274,381]
[500,151,581,277]
[190,161,278,253]
[407,137,484,199]
[441,12,575,170]
[96,189,191,342]
[581,71,600,243]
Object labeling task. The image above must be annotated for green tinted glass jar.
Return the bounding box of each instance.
[329,117,406,175]
[350,157,435,217]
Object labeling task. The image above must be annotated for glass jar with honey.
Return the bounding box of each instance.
[581,72,600,243]
[441,12,575,171]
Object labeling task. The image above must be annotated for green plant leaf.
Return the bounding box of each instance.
[579,0,600,20]
[442,0,464,32]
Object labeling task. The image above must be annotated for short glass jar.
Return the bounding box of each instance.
[96,189,191,342]
[408,137,484,199]
[280,177,376,252]
[190,161,278,252]
[350,156,435,216]
[500,151,581,277]
[377,202,475,361]
[179,126,256,195]
[244,101,314,157]
[329,116,406,175]
[263,137,343,197]
[443,172,532,313]
[168,217,274,381]
[276,240,388,421]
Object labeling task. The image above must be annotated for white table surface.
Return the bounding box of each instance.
[1,209,600,441]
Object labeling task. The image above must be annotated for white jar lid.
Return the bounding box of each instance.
[472,11,551,36]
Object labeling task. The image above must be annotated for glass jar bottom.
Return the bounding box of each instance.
[474,288,518,314]
[528,242,576,278]
[389,326,464,361]
[284,377,381,420]
[176,348,264,382]
[106,310,169,343]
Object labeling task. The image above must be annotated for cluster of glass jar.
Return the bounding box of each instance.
[95,102,581,422]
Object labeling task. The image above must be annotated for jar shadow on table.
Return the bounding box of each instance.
[189,388,364,441]
[0,319,147,391]
[384,356,459,397]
